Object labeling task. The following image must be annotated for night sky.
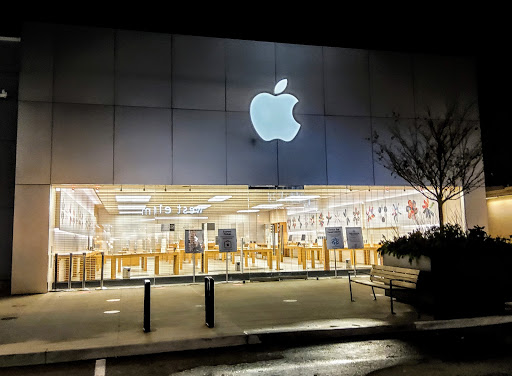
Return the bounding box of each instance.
[2,8,510,187]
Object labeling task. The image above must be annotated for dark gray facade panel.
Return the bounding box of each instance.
[172,35,225,110]
[225,39,275,112]
[18,23,53,102]
[325,116,374,185]
[114,106,172,184]
[413,54,479,120]
[16,24,483,189]
[451,57,480,121]
[0,208,13,280]
[324,47,371,116]
[52,103,114,183]
[15,101,52,184]
[53,25,115,105]
[278,115,327,186]
[276,43,324,115]
[0,41,20,73]
[226,112,278,185]
[370,51,415,118]
[0,94,18,141]
[172,110,226,184]
[0,143,15,207]
[372,117,410,186]
[115,30,172,108]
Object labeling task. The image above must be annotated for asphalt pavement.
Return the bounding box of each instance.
[1,277,511,367]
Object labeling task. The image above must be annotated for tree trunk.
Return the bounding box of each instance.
[437,200,444,231]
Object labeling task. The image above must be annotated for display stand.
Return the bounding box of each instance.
[218,229,237,283]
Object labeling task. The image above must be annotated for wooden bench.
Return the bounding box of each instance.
[348,264,420,314]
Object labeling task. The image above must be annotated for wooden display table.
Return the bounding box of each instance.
[201,250,220,273]
[297,246,323,269]
[106,252,163,279]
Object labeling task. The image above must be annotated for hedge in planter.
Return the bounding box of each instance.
[378,224,512,319]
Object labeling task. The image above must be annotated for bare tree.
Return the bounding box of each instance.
[373,102,484,230]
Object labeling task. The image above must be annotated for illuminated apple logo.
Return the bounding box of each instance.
[249,79,301,142]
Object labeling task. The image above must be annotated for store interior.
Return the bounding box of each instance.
[49,185,459,284]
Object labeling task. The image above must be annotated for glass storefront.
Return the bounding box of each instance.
[49,185,459,286]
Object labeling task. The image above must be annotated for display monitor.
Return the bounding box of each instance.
[301,234,306,241]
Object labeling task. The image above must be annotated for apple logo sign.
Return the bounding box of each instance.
[249,79,301,142]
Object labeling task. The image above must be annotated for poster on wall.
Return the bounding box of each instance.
[55,189,96,235]
[218,229,237,253]
[346,227,364,249]
[185,229,204,253]
[325,227,344,250]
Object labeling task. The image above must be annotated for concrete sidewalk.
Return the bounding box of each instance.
[1,277,511,367]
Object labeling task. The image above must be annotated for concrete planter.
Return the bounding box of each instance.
[382,254,431,271]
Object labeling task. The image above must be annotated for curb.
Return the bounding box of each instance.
[2,315,512,368]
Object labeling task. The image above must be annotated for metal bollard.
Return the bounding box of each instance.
[82,252,86,289]
[205,276,215,328]
[68,253,73,290]
[54,254,59,290]
[100,252,105,289]
[143,279,151,333]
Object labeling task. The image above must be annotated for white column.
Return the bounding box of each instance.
[11,184,51,294]
[463,186,489,231]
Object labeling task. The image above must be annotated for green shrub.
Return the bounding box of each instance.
[378,224,512,263]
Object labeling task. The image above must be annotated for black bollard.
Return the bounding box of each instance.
[53,254,59,290]
[205,276,214,328]
[143,279,151,332]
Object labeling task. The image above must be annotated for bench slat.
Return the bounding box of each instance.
[370,276,417,289]
[351,279,391,289]
[353,278,415,290]
[372,264,420,276]
[370,269,419,283]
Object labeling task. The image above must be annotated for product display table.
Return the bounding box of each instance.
[95,245,381,280]
[296,246,324,269]
[105,252,180,279]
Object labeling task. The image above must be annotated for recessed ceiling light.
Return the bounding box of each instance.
[208,195,232,202]
[194,204,211,209]
[116,195,151,203]
[155,216,209,220]
[252,204,283,209]
[237,209,260,213]
[277,195,320,202]
[118,205,146,210]
[118,211,144,215]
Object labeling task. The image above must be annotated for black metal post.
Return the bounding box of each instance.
[390,279,395,314]
[348,271,354,302]
[100,252,105,289]
[53,254,58,290]
[205,276,214,328]
[68,253,73,289]
[143,279,151,332]
[81,252,86,289]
